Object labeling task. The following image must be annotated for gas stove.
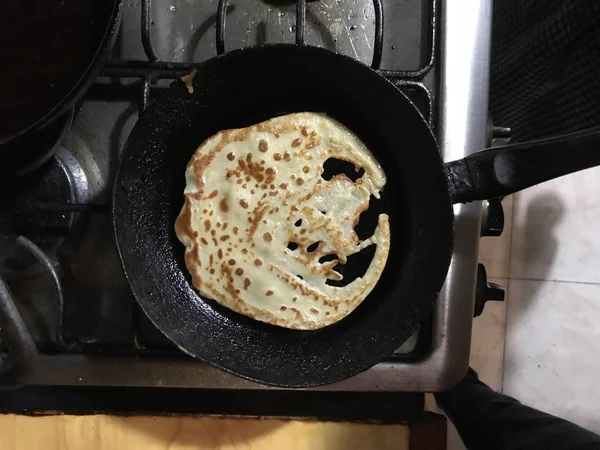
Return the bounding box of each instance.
[0,0,495,416]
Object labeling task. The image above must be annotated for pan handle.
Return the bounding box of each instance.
[445,127,600,204]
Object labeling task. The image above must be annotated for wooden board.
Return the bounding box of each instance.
[0,415,412,450]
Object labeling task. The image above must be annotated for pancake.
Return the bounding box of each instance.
[175,112,390,330]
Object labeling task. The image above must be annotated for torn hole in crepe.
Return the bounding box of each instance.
[319,254,338,264]
[321,158,365,182]
[325,245,376,287]
[354,195,383,241]
[306,242,320,253]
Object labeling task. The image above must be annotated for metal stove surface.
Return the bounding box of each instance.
[5,0,492,393]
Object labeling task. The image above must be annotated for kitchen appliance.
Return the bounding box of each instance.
[0,0,499,418]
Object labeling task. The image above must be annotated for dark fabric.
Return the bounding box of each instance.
[490,0,600,142]
[435,369,600,450]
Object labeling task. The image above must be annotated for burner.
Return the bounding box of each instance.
[1,147,90,277]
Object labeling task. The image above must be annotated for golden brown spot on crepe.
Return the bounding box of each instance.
[190,153,216,191]
[228,259,236,265]
[284,152,291,161]
[296,178,304,186]
[305,139,320,149]
[263,232,272,242]
[233,226,239,235]
[273,153,282,161]
[301,127,309,136]
[248,204,268,237]
[291,138,302,148]
[204,220,210,232]
[227,152,235,161]
[265,290,274,296]
[258,140,268,152]
[310,308,319,314]
[244,278,251,290]
[208,189,219,199]
[280,306,287,311]
[219,198,229,212]
[240,200,249,209]
[220,235,230,242]
[217,249,223,259]
[242,248,248,254]
[235,268,244,276]
[200,237,208,245]
[254,259,262,266]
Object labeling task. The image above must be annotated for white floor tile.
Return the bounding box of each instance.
[479,197,514,279]
[503,279,600,434]
[509,167,600,283]
[469,278,507,392]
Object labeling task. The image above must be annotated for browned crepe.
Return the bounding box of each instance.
[175,113,390,330]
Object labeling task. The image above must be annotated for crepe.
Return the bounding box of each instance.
[175,112,390,330]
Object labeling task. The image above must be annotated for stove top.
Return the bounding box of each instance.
[0,0,493,411]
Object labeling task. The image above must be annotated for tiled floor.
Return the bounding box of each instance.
[447,166,600,449]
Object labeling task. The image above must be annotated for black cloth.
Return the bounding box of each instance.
[490,0,600,142]
[435,369,600,450]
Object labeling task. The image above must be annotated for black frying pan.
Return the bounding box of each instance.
[0,0,122,171]
[113,44,600,387]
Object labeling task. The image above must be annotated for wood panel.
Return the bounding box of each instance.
[0,415,412,450]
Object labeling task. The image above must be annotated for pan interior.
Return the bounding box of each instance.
[114,45,454,387]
